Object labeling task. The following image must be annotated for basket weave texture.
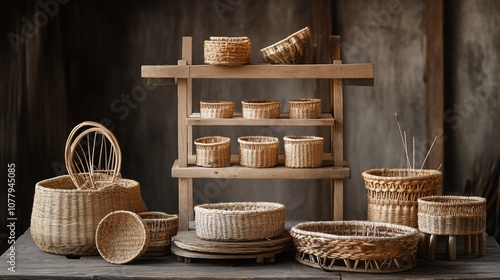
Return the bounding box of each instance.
[284,136,323,168]
[290,221,420,273]
[200,100,234,118]
[204,37,251,66]
[288,98,321,119]
[242,99,280,119]
[418,195,486,235]
[194,136,231,167]
[238,136,279,168]
[138,212,179,257]
[362,168,442,228]
[260,27,311,64]
[195,202,286,241]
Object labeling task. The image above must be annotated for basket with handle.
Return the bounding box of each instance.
[284,135,323,168]
[204,36,251,66]
[238,136,279,168]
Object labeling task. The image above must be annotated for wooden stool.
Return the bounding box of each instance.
[419,232,486,260]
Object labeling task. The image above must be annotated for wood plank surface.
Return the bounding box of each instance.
[187,113,334,126]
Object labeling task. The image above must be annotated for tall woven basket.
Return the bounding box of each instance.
[362,168,442,228]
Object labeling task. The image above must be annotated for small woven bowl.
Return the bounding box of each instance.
[284,136,323,168]
[200,100,234,118]
[194,136,231,168]
[241,99,280,119]
[138,212,179,257]
[260,27,311,64]
[238,136,279,168]
[204,36,251,66]
[288,98,321,119]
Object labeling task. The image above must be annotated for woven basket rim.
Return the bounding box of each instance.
[195,202,285,215]
[418,195,486,206]
[238,136,279,145]
[362,168,442,180]
[208,36,250,42]
[200,100,234,105]
[35,175,138,193]
[284,135,323,142]
[194,136,230,146]
[138,211,179,221]
[242,99,280,105]
[289,98,321,103]
[260,27,310,52]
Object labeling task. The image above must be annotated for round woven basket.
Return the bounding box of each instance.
[260,27,311,64]
[194,136,231,167]
[418,195,486,235]
[241,99,280,119]
[284,136,323,168]
[238,136,279,168]
[362,168,442,228]
[138,212,179,257]
[200,100,234,118]
[288,98,321,119]
[290,220,420,273]
[204,36,251,66]
[195,202,286,241]
[96,211,150,264]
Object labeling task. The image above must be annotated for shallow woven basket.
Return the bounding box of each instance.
[418,195,486,235]
[238,136,279,168]
[195,202,286,241]
[241,99,280,119]
[290,221,420,273]
[288,98,321,119]
[138,212,179,257]
[200,100,234,118]
[204,36,251,66]
[260,27,311,64]
[284,136,323,168]
[362,168,442,228]
[96,211,150,264]
[194,136,231,167]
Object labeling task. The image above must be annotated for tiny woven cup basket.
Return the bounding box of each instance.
[204,36,251,66]
[200,100,234,118]
[288,98,321,119]
[138,212,179,257]
[195,202,286,241]
[242,99,280,119]
[418,195,487,235]
[238,136,279,168]
[290,221,420,273]
[260,27,311,64]
[284,136,323,168]
[194,136,231,168]
[362,168,442,228]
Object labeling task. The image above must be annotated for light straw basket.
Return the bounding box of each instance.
[284,136,323,168]
[194,136,231,167]
[288,98,321,119]
[238,136,279,168]
[242,99,280,119]
[138,212,179,257]
[200,100,234,118]
[204,36,251,66]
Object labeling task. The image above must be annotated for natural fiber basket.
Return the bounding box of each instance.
[288,98,321,119]
[284,136,323,168]
[362,168,442,228]
[138,212,179,257]
[242,99,280,119]
[200,100,234,118]
[96,211,149,264]
[195,202,286,241]
[204,36,251,66]
[260,27,311,64]
[290,221,420,273]
[194,136,231,167]
[238,136,279,168]
[418,195,486,235]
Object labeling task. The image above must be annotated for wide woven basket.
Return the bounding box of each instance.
[96,211,150,264]
[194,202,286,241]
[260,27,311,64]
[290,221,420,273]
[418,195,486,235]
[200,100,234,118]
[138,212,179,257]
[242,99,280,119]
[238,136,279,168]
[194,136,231,167]
[204,36,251,66]
[362,168,442,228]
[288,98,321,119]
[284,136,323,168]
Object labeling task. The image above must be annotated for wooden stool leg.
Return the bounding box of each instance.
[448,235,457,261]
[478,232,486,257]
[429,234,437,261]
[471,234,478,253]
[464,234,471,254]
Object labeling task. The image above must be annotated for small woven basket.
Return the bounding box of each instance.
[138,212,179,257]
[362,168,442,228]
[204,36,251,66]
[194,202,286,241]
[238,136,279,168]
[200,100,234,118]
[290,221,420,273]
[260,27,311,64]
[194,136,231,168]
[288,98,321,119]
[242,99,280,119]
[418,195,486,235]
[284,136,323,168]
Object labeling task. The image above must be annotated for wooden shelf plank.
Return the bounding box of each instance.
[187,113,334,126]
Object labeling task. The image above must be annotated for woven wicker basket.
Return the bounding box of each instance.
[194,136,231,167]
[290,221,420,273]
[242,99,280,119]
[284,136,323,168]
[200,100,234,118]
[204,36,251,66]
[288,98,321,119]
[195,202,286,241]
[138,212,179,257]
[362,168,442,228]
[260,27,311,64]
[418,196,486,235]
[238,136,279,168]
[96,211,150,264]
